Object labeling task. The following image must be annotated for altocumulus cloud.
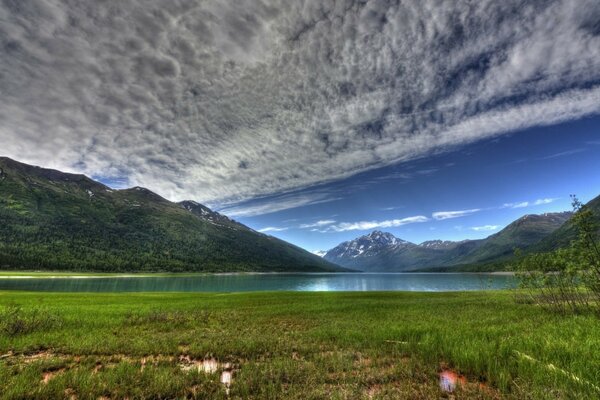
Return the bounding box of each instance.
[1,1,600,210]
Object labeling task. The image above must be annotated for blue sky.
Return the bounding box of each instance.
[231,116,600,252]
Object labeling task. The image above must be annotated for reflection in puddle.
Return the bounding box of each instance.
[221,368,232,385]
[179,356,234,393]
[439,370,466,392]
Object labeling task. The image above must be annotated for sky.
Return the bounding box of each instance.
[1,1,600,252]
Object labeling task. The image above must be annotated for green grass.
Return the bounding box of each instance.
[0,291,599,399]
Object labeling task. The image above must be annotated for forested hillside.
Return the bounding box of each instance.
[0,157,342,273]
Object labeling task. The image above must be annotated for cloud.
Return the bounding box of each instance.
[503,201,529,209]
[539,149,586,160]
[299,220,336,229]
[257,226,288,233]
[218,190,341,217]
[432,209,481,220]
[502,197,558,209]
[471,225,500,231]
[327,216,429,232]
[533,198,558,205]
[312,250,326,257]
[1,1,600,207]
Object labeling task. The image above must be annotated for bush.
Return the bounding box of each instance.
[0,304,63,336]
[515,196,600,315]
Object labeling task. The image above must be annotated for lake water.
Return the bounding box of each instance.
[0,273,515,292]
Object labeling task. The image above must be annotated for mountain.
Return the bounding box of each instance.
[324,231,412,259]
[455,212,573,266]
[534,194,600,251]
[324,212,573,271]
[323,231,420,271]
[0,157,343,273]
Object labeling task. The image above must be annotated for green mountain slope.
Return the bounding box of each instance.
[534,194,600,251]
[456,212,573,265]
[0,157,342,273]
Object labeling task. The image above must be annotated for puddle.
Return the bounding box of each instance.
[178,356,235,393]
[439,370,467,392]
[178,355,218,373]
[221,368,232,385]
[5,351,237,393]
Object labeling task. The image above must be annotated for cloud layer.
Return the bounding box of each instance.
[2,0,600,207]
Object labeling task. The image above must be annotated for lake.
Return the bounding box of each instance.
[0,273,515,292]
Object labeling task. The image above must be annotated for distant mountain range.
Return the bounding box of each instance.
[322,208,588,271]
[0,157,343,273]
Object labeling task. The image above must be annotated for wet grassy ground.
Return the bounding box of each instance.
[0,291,598,399]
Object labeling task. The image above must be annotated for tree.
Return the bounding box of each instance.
[515,196,600,314]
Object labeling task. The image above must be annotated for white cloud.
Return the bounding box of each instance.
[471,225,500,232]
[299,220,336,229]
[328,216,429,232]
[1,1,599,207]
[534,198,558,205]
[312,250,326,257]
[432,209,481,220]
[219,191,341,217]
[257,226,288,233]
[539,149,585,160]
[502,197,559,209]
[380,205,404,211]
[503,201,529,209]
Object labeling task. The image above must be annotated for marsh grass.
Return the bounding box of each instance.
[125,309,213,327]
[0,291,599,399]
[0,303,63,337]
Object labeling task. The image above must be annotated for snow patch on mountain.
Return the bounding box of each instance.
[324,231,414,259]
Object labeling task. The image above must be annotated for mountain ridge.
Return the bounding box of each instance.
[324,211,574,271]
[0,157,343,273]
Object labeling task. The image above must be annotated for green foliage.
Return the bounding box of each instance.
[0,304,63,337]
[0,157,339,273]
[515,196,600,314]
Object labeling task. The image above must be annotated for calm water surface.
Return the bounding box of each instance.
[0,273,515,292]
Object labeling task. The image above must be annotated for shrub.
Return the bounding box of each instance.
[515,196,600,314]
[0,304,63,336]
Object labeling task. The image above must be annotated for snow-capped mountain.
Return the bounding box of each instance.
[324,231,415,260]
[324,211,573,272]
[418,240,467,250]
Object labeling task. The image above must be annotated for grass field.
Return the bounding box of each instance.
[0,291,599,399]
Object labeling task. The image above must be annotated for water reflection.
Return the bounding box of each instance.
[0,273,515,293]
[439,370,467,392]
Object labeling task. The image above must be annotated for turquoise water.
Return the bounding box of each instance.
[0,273,515,292]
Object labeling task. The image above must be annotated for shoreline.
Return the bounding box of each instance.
[0,270,517,279]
